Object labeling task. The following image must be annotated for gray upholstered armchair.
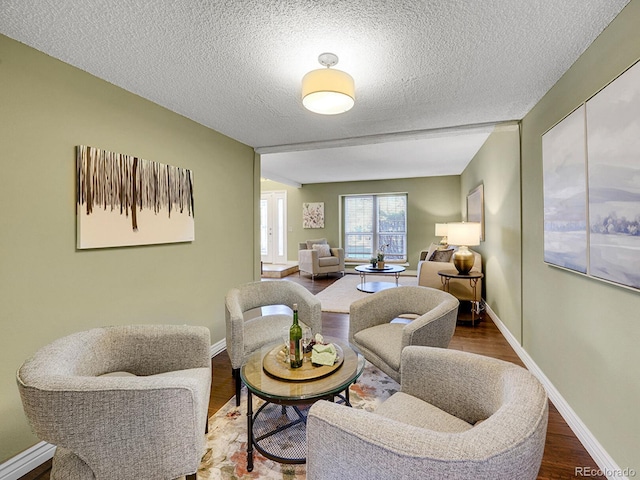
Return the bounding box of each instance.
[298,238,345,279]
[16,324,212,480]
[225,280,322,405]
[349,285,459,382]
[307,346,549,480]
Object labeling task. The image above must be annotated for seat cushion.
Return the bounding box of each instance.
[376,391,473,433]
[318,256,339,267]
[353,323,404,372]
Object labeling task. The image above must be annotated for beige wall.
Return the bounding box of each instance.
[521,0,640,472]
[0,35,257,461]
[261,176,461,269]
[461,124,522,340]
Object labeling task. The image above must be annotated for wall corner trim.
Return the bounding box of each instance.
[485,304,629,480]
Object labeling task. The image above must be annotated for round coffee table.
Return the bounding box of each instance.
[354,264,406,293]
[240,337,365,471]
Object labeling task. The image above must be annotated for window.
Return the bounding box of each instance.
[342,193,407,262]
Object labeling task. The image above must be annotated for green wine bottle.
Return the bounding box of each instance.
[289,303,303,368]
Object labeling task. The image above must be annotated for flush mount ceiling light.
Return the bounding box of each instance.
[302,53,355,115]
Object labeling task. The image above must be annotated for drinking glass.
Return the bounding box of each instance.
[301,327,312,362]
[281,326,290,363]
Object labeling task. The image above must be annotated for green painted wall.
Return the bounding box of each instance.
[0,35,257,461]
[521,0,640,472]
[461,124,522,340]
[261,175,461,269]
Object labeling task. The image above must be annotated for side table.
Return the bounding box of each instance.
[437,270,484,326]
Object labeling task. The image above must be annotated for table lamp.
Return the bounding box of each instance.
[435,223,448,249]
[447,222,481,274]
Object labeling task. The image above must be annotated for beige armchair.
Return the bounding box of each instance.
[16,325,212,480]
[225,280,322,405]
[349,285,459,382]
[298,238,345,279]
[307,346,549,480]
[417,243,483,301]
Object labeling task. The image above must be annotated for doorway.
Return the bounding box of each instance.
[260,191,287,265]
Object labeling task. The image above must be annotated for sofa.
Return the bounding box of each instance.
[298,237,345,279]
[417,243,482,302]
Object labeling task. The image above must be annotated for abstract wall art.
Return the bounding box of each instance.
[302,202,324,229]
[542,59,640,291]
[76,145,195,249]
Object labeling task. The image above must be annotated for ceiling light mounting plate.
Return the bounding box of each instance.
[318,52,339,68]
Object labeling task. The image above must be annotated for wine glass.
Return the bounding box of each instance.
[301,327,312,362]
[281,326,290,363]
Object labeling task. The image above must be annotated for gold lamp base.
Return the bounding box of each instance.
[452,246,474,275]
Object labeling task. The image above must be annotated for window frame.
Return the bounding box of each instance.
[340,192,408,263]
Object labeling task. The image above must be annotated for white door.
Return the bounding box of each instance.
[260,191,287,264]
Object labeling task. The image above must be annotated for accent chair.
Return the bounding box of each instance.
[307,346,549,480]
[298,238,345,279]
[16,324,212,480]
[349,285,459,382]
[225,280,322,405]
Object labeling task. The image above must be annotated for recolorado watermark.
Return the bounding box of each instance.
[575,466,636,477]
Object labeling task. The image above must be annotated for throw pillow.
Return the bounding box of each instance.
[429,248,454,262]
[312,243,332,258]
[422,243,439,262]
[306,238,327,250]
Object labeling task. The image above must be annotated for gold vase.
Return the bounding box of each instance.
[377,260,385,269]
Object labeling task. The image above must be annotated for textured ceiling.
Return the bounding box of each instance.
[0,1,630,185]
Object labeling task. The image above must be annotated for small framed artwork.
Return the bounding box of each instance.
[302,202,324,229]
[467,184,485,241]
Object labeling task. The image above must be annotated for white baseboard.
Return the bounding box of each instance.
[485,304,629,480]
[0,441,55,480]
[210,338,226,358]
[1,340,228,480]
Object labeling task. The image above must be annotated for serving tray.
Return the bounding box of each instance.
[262,343,344,381]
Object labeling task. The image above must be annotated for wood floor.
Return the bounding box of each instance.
[20,273,604,480]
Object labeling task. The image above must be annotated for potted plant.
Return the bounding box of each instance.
[370,257,378,268]
[376,244,389,269]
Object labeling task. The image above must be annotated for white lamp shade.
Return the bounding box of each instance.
[447,222,481,246]
[302,68,355,115]
[435,223,448,236]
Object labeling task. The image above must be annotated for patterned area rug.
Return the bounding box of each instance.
[198,361,399,479]
[314,273,418,313]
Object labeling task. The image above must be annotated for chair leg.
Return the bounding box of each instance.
[233,368,241,406]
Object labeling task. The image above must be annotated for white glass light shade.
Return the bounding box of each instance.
[447,222,481,246]
[302,68,355,115]
[435,223,448,236]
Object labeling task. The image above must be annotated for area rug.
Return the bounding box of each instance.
[197,361,399,479]
[315,273,418,313]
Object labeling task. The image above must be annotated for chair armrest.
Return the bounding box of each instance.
[417,260,449,289]
[401,295,458,349]
[330,247,345,263]
[298,248,320,273]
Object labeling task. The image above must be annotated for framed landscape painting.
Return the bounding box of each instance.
[586,60,640,290]
[542,105,588,274]
[77,145,195,249]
